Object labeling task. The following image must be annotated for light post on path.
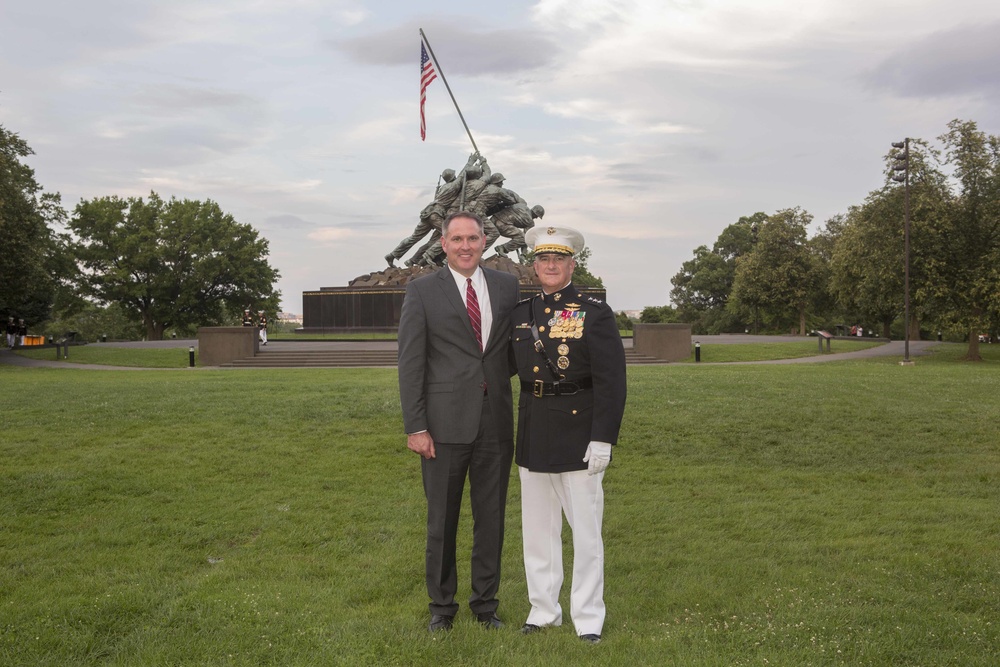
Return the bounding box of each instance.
[891,139,914,366]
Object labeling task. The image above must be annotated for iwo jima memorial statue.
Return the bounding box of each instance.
[299,31,605,332]
[299,150,606,333]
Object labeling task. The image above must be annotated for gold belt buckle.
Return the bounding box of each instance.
[533,380,545,398]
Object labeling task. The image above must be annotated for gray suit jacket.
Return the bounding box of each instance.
[398,266,520,444]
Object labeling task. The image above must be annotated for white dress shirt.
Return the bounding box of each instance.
[448,265,493,349]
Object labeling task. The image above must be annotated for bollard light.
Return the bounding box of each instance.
[695,341,701,363]
[189,346,195,368]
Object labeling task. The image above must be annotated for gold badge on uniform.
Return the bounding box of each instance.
[557,356,570,370]
[557,344,569,355]
[548,308,586,338]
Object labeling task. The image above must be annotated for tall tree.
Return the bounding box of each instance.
[69,193,281,340]
[923,119,1000,360]
[830,140,949,339]
[670,212,764,333]
[729,207,818,334]
[0,124,67,326]
[571,246,604,288]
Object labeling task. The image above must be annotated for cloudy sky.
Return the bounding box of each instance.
[3,0,1000,314]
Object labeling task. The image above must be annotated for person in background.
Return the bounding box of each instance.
[257,311,268,345]
[6,316,17,348]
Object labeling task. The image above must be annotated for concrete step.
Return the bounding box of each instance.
[624,349,671,365]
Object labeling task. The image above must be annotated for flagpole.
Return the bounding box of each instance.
[420,28,479,155]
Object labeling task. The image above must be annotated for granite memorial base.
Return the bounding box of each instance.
[198,327,259,366]
[300,257,607,333]
[633,323,693,362]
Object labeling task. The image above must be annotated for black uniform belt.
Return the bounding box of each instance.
[521,377,593,397]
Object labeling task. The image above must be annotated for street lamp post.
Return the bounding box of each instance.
[892,139,913,366]
[751,222,759,335]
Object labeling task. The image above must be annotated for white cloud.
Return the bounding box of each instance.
[5,0,1000,312]
[307,227,354,244]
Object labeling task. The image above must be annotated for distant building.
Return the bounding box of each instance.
[278,312,303,325]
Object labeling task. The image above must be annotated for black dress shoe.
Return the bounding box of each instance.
[520,623,542,635]
[580,633,601,643]
[428,614,454,632]
[476,611,503,629]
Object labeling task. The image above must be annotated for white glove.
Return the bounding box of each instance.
[582,441,612,476]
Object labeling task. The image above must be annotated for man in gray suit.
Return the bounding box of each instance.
[398,211,520,632]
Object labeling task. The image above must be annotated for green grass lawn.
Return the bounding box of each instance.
[1,355,998,665]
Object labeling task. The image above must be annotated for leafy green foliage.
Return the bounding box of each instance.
[571,245,604,287]
[729,207,820,334]
[670,213,764,334]
[638,304,678,323]
[615,310,634,331]
[0,124,68,325]
[920,120,1000,360]
[69,193,281,339]
[38,301,144,342]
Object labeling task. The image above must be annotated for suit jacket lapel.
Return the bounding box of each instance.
[483,269,504,353]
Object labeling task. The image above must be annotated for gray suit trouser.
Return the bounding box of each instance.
[421,397,514,616]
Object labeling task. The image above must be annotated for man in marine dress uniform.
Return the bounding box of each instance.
[511,225,627,644]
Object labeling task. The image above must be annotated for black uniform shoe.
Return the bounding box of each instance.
[580,633,601,643]
[476,612,503,629]
[429,614,454,632]
[521,623,542,635]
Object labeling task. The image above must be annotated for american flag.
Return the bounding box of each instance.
[420,42,437,141]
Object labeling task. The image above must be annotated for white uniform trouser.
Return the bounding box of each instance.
[519,466,605,636]
[259,328,267,344]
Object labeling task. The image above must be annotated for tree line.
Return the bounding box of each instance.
[645,119,999,362]
[1,123,280,342]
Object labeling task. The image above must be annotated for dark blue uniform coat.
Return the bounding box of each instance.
[512,283,627,473]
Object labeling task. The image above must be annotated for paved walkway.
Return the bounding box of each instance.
[679,338,938,365]
[1,336,940,370]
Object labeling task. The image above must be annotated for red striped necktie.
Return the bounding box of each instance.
[466,278,483,352]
